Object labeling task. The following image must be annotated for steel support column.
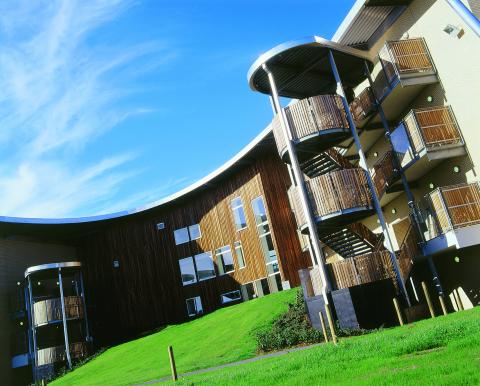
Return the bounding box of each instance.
[79,271,92,341]
[58,268,72,369]
[362,60,445,298]
[263,63,331,302]
[328,49,411,306]
[27,276,37,381]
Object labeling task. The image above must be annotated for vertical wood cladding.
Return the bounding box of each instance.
[78,147,308,344]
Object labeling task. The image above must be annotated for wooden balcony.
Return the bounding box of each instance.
[327,251,395,290]
[372,151,398,197]
[36,342,87,366]
[33,296,84,327]
[289,168,374,233]
[272,94,351,164]
[396,222,421,281]
[379,38,437,88]
[422,182,480,240]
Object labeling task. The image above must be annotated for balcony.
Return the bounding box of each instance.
[327,251,394,290]
[36,342,87,366]
[420,183,480,255]
[289,168,374,233]
[349,86,377,128]
[33,296,84,327]
[393,105,466,180]
[272,94,351,164]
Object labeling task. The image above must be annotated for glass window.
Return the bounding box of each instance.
[174,227,189,245]
[260,278,271,296]
[266,261,279,275]
[260,233,277,264]
[215,246,235,275]
[234,241,246,269]
[242,282,256,300]
[188,224,201,240]
[220,290,242,304]
[179,257,196,285]
[194,252,216,281]
[252,196,268,225]
[186,296,203,317]
[391,122,415,167]
[231,197,247,231]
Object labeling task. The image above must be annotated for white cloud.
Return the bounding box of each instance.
[0,0,174,217]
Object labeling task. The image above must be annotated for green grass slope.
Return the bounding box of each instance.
[51,289,298,386]
[166,307,480,386]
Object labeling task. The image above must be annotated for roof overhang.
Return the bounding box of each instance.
[333,0,413,49]
[248,36,373,99]
[25,261,82,278]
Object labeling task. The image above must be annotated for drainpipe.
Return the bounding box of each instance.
[445,0,480,37]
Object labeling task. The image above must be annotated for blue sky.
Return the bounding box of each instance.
[0,0,355,218]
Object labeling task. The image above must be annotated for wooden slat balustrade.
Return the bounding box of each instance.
[36,342,87,366]
[349,87,376,123]
[396,223,421,281]
[33,296,84,326]
[372,151,396,197]
[413,106,463,148]
[271,94,350,157]
[327,251,394,290]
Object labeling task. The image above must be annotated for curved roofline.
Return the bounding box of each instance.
[1,126,272,226]
[25,261,82,278]
[247,35,372,92]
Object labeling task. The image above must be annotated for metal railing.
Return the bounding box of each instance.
[271,94,350,156]
[403,106,464,155]
[418,182,480,241]
[379,38,435,85]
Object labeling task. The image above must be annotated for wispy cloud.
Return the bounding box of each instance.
[0,0,175,217]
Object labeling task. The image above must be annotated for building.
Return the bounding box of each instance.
[1,0,479,384]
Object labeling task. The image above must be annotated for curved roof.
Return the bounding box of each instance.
[248,35,373,99]
[25,261,82,278]
[0,126,273,230]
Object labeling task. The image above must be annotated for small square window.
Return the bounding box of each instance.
[189,224,201,240]
[174,227,189,245]
[220,290,242,304]
[156,222,165,230]
[179,257,197,285]
[186,296,203,317]
[194,252,216,281]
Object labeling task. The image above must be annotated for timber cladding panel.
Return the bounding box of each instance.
[77,147,309,344]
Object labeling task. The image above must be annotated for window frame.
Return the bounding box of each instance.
[194,252,216,282]
[215,245,235,275]
[186,296,203,317]
[220,290,242,304]
[188,224,202,241]
[231,197,248,231]
[178,257,197,286]
[233,241,246,269]
[174,227,190,245]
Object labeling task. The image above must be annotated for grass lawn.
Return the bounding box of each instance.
[51,289,298,386]
[163,306,480,386]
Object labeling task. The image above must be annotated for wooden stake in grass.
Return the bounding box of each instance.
[319,311,329,343]
[439,295,448,316]
[393,297,404,326]
[421,281,435,318]
[325,303,337,345]
[168,345,178,381]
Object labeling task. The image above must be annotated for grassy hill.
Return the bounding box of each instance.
[164,306,480,386]
[51,289,298,386]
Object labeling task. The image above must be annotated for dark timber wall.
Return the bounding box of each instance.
[77,149,309,344]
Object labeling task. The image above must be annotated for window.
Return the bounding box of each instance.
[252,196,268,225]
[188,224,201,240]
[194,252,216,281]
[266,261,279,275]
[241,282,256,300]
[174,224,202,245]
[174,228,189,245]
[260,233,277,264]
[231,197,247,230]
[216,246,235,275]
[234,241,246,269]
[179,257,196,285]
[186,296,203,317]
[220,290,242,304]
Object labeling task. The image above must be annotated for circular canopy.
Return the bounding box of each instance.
[25,261,82,278]
[248,36,373,99]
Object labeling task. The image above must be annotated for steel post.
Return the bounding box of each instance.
[58,268,72,369]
